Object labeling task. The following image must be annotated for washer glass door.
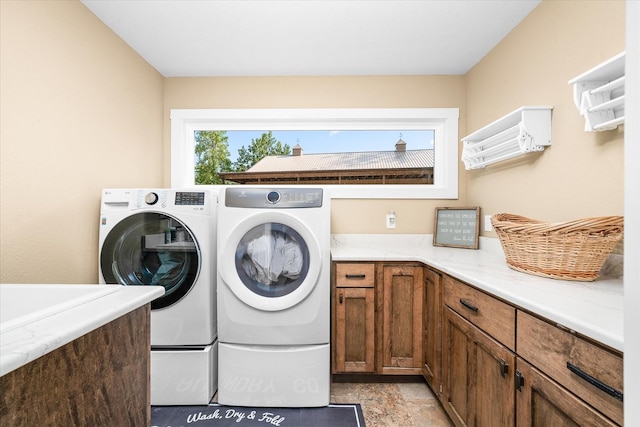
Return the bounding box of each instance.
[222,213,321,312]
[100,212,200,309]
[235,222,310,298]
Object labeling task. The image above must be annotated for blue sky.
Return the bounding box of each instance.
[225,130,435,162]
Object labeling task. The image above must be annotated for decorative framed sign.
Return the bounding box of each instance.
[433,207,481,249]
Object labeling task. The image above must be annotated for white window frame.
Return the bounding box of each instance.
[170,108,459,199]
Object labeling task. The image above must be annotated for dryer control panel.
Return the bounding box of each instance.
[225,188,323,208]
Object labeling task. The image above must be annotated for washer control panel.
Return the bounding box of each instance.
[134,190,206,209]
[226,188,323,208]
[175,191,205,206]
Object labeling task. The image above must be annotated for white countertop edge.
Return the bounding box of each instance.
[0,285,164,377]
[331,234,623,352]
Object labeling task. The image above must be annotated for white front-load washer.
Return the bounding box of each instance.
[98,188,218,405]
[217,187,331,407]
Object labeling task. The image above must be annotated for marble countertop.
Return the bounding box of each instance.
[331,234,623,352]
[0,284,164,377]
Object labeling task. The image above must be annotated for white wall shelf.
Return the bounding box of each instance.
[569,52,625,132]
[461,106,553,170]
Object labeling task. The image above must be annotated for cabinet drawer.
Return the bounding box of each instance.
[517,311,623,425]
[443,275,515,350]
[335,263,375,288]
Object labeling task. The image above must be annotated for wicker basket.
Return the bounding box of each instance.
[491,213,624,281]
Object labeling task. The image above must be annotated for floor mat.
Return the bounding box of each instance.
[151,403,366,427]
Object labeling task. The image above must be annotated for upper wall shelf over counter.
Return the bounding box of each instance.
[461,106,553,170]
[569,52,625,132]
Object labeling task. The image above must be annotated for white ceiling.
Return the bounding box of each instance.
[81,0,541,78]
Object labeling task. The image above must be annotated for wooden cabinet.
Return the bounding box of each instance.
[379,264,424,374]
[517,311,623,425]
[423,267,442,395]
[332,262,423,375]
[440,275,623,427]
[442,277,516,427]
[515,358,616,426]
[332,258,623,425]
[333,263,376,373]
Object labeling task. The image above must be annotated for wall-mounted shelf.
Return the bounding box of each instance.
[569,52,625,132]
[461,106,553,170]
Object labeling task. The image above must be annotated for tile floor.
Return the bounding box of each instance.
[330,380,453,427]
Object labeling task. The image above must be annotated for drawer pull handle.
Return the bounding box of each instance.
[499,358,509,378]
[566,362,623,402]
[345,274,366,279]
[339,293,343,304]
[459,299,479,313]
[515,370,525,392]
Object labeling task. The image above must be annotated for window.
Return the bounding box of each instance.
[171,108,459,199]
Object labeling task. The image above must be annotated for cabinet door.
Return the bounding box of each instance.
[423,267,442,395]
[380,264,424,374]
[334,287,375,373]
[515,358,617,427]
[442,307,515,427]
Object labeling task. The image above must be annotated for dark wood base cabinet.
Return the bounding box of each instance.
[333,263,377,373]
[517,311,623,425]
[0,305,151,426]
[515,358,616,426]
[442,306,515,427]
[332,261,624,426]
[333,262,423,376]
[441,276,623,427]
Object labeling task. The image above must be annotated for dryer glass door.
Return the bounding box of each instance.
[235,222,310,298]
[100,212,200,309]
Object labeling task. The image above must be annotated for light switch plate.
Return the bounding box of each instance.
[386,212,396,229]
[484,215,493,232]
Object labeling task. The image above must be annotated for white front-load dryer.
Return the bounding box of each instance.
[217,187,330,407]
[98,188,218,405]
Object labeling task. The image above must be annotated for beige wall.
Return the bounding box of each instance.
[163,76,467,234]
[465,0,625,228]
[0,0,627,284]
[0,1,164,283]
[163,1,625,236]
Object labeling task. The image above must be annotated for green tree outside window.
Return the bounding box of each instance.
[194,130,232,184]
[234,131,291,172]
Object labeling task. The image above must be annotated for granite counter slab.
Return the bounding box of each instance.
[331,234,623,352]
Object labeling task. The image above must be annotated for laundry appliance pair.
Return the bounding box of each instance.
[98,186,331,408]
[98,188,218,405]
